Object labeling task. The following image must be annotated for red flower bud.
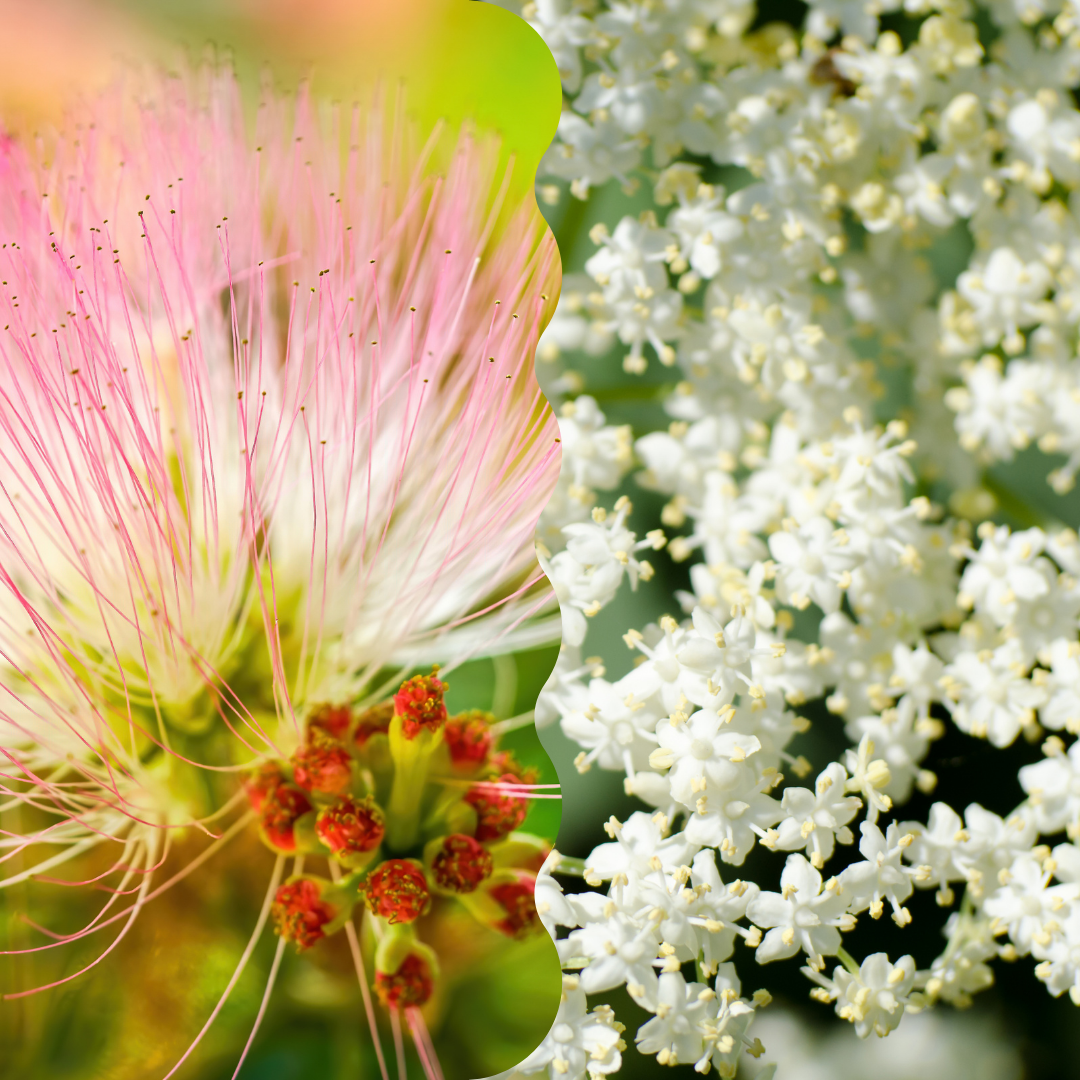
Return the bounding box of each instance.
[465,774,528,841]
[393,669,448,738]
[375,952,435,1008]
[272,878,337,950]
[430,834,494,893]
[353,702,394,747]
[363,859,430,924]
[292,738,353,795]
[444,711,494,770]
[487,749,540,784]
[307,703,352,741]
[243,762,285,813]
[489,871,541,939]
[260,784,313,852]
[316,795,385,856]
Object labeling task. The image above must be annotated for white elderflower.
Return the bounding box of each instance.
[921,909,999,1006]
[1006,570,1080,663]
[535,645,597,730]
[831,419,917,509]
[945,355,1030,460]
[946,803,1039,899]
[634,971,713,1066]
[772,762,863,868]
[769,516,862,613]
[666,183,745,280]
[583,812,699,883]
[817,612,901,720]
[1006,94,1080,192]
[838,820,916,925]
[1039,639,1080,733]
[606,285,684,373]
[984,850,1080,956]
[844,646,945,801]
[560,674,663,773]
[541,497,662,645]
[956,525,1050,623]
[537,274,615,372]
[585,216,674,303]
[558,396,634,494]
[561,911,664,994]
[899,801,969,903]
[543,111,643,196]
[1019,739,1080,836]
[673,606,772,708]
[522,0,596,93]
[512,978,625,1080]
[746,854,853,966]
[680,471,772,569]
[633,848,760,970]
[636,420,736,507]
[654,705,762,804]
[563,501,663,593]
[806,953,916,1038]
[535,855,582,938]
[1032,912,1080,1004]
[695,964,764,1078]
[955,247,1053,351]
[683,766,787,865]
[941,642,1047,747]
[843,734,895,823]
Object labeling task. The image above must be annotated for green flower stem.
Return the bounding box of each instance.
[836,946,861,975]
[552,854,587,876]
[386,716,443,852]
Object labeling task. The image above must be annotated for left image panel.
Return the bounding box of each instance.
[0,3,566,1077]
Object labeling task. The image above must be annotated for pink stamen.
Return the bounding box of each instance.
[406,1006,445,1080]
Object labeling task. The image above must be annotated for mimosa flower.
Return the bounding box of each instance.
[394,670,451,737]
[429,833,495,893]
[489,870,543,938]
[0,65,562,1078]
[467,772,532,840]
[292,735,356,794]
[375,941,440,1009]
[315,794,385,856]
[259,783,314,853]
[364,859,432,924]
[444,709,497,769]
[271,874,355,950]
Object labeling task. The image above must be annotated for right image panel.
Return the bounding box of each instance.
[507,0,1080,1077]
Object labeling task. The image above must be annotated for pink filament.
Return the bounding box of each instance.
[406,1006,446,1080]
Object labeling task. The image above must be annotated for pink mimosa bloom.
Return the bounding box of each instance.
[0,68,560,1076]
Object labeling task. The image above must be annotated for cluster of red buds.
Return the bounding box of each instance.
[248,669,551,1010]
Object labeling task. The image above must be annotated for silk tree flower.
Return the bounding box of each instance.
[0,68,562,1076]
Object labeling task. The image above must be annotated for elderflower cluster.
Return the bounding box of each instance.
[490,0,1080,1073]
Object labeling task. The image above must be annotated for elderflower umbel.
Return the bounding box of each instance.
[492,0,1080,1071]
